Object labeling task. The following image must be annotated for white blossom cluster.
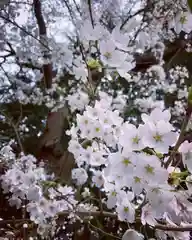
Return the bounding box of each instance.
[67,97,192,239]
[0,152,77,230]
[1,0,192,239]
[68,99,180,219]
[133,65,189,118]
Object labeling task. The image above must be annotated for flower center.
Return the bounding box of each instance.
[132,135,140,144]
[153,133,162,142]
[124,206,129,212]
[134,176,141,183]
[111,191,117,196]
[104,51,112,59]
[95,127,100,132]
[145,164,154,175]
[122,158,131,166]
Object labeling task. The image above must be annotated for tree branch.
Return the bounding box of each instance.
[0,13,50,50]
[1,210,192,232]
[33,0,52,89]
[164,105,192,168]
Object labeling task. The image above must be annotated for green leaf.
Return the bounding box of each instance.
[188,0,192,12]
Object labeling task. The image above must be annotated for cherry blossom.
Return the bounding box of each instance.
[0,0,192,238]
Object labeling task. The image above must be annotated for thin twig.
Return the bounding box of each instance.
[3,112,25,154]
[87,0,94,27]
[72,0,81,16]
[164,111,191,168]
[89,222,121,239]
[22,200,28,240]
[57,210,117,219]
[0,13,50,51]
[120,8,145,30]
[1,210,192,232]
[11,120,25,154]
[98,190,103,214]
[0,219,31,225]
[165,48,182,71]
[15,103,23,128]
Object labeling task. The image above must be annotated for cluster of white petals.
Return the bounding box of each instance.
[1,0,192,239]
[0,152,77,227]
[68,98,181,225]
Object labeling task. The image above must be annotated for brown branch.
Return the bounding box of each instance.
[33,0,52,89]
[6,41,16,55]
[57,211,192,232]
[87,0,94,27]
[0,218,30,225]
[154,224,192,232]
[89,222,121,239]
[120,8,145,30]
[2,111,25,154]
[33,0,46,35]
[1,210,192,232]
[57,210,117,219]
[164,105,192,169]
